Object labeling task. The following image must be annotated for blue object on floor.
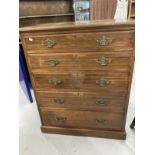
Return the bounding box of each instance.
[19,43,33,103]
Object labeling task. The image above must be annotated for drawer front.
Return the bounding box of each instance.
[40,108,124,130]
[36,91,126,112]
[77,73,129,91]
[33,74,77,90]
[23,31,134,51]
[33,73,129,91]
[28,51,132,73]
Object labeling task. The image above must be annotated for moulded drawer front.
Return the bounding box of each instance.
[32,73,129,91]
[33,74,77,90]
[23,31,134,51]
[40,108,124,130]
[27,51,132,73]
[36,91,126,112]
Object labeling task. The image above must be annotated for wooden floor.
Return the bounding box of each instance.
[19,77,135,155]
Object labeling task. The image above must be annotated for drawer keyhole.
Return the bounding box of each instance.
[96,36,113,46]
[55,116,66,122]
[48,79,62,86]
[96,79,111,86]
[52,98,64,104]
[96,119,107,125]
[96,99,107,105]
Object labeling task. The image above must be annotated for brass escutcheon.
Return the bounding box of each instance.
[42,39,56,48]
[96,36,113,46]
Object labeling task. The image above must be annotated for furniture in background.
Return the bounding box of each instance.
[20,0,135,27]
[19,0,74,27]
[90,0,117,20]
[20,20,135,139]
[19,43,33,103]
[130,117,135,129]
[19,0,120,27]
[73,0,90,21]
[128,0,135,19]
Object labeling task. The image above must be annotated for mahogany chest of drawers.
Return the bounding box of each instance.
[20,20,135,139]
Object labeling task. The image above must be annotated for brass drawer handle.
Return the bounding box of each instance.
[96,99,107,105]
[96,36,113,46]
[42,39,57,48]
[55,116,66,122]
[45,59,59,66]
[48,79,62,86]
[96,79,111,86]
[52,98,64,104]
[96,119,107,125]
[96,57,112,66]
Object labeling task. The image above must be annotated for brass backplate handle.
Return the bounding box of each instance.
[48,79,62,86]
[96,57,112,66]
[42,39,56,48]
[96,119,107,125]
[55,116,66,122]
[44,59,59,66]
[96,36,113,46]
[52,98,64,104]
[96,79,111,86]
[96,99,107,105]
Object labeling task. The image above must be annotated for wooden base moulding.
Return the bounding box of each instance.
[41,126,126,140]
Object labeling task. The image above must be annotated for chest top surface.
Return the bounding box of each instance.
[19,19,135,33]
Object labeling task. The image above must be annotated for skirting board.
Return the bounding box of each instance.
[41,126,126,140]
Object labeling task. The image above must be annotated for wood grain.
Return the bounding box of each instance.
[36,90,126,112]
[27,51,132,73]
[90,0,117,20]
[19,1,73,17]
[20,20,135,139]
[19,20,135,33]
[40,108,124,130]
[19,0,74,27]
[32,72,129,91]
[41,126,126,139]
[23,31,134,51]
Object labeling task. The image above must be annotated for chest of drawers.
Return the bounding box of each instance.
[20,20,135,139]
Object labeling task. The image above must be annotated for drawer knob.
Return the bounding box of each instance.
[55,116,66,122]
[96,36,113,46]
[96,79,111,86]
[96,119,107,125]
[52,98,64,104]
[45,59,59,66]
[96,57,112,66]
[48,79,62,86]
[42,39,56,48]
[96,99,107,105]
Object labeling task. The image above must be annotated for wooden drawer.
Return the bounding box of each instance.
[40,108,124,130]
[33,73,129,91]
[36,91,126,112]
[28,51,132,73]
[33,73,77,90]
[23,31,134,51]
